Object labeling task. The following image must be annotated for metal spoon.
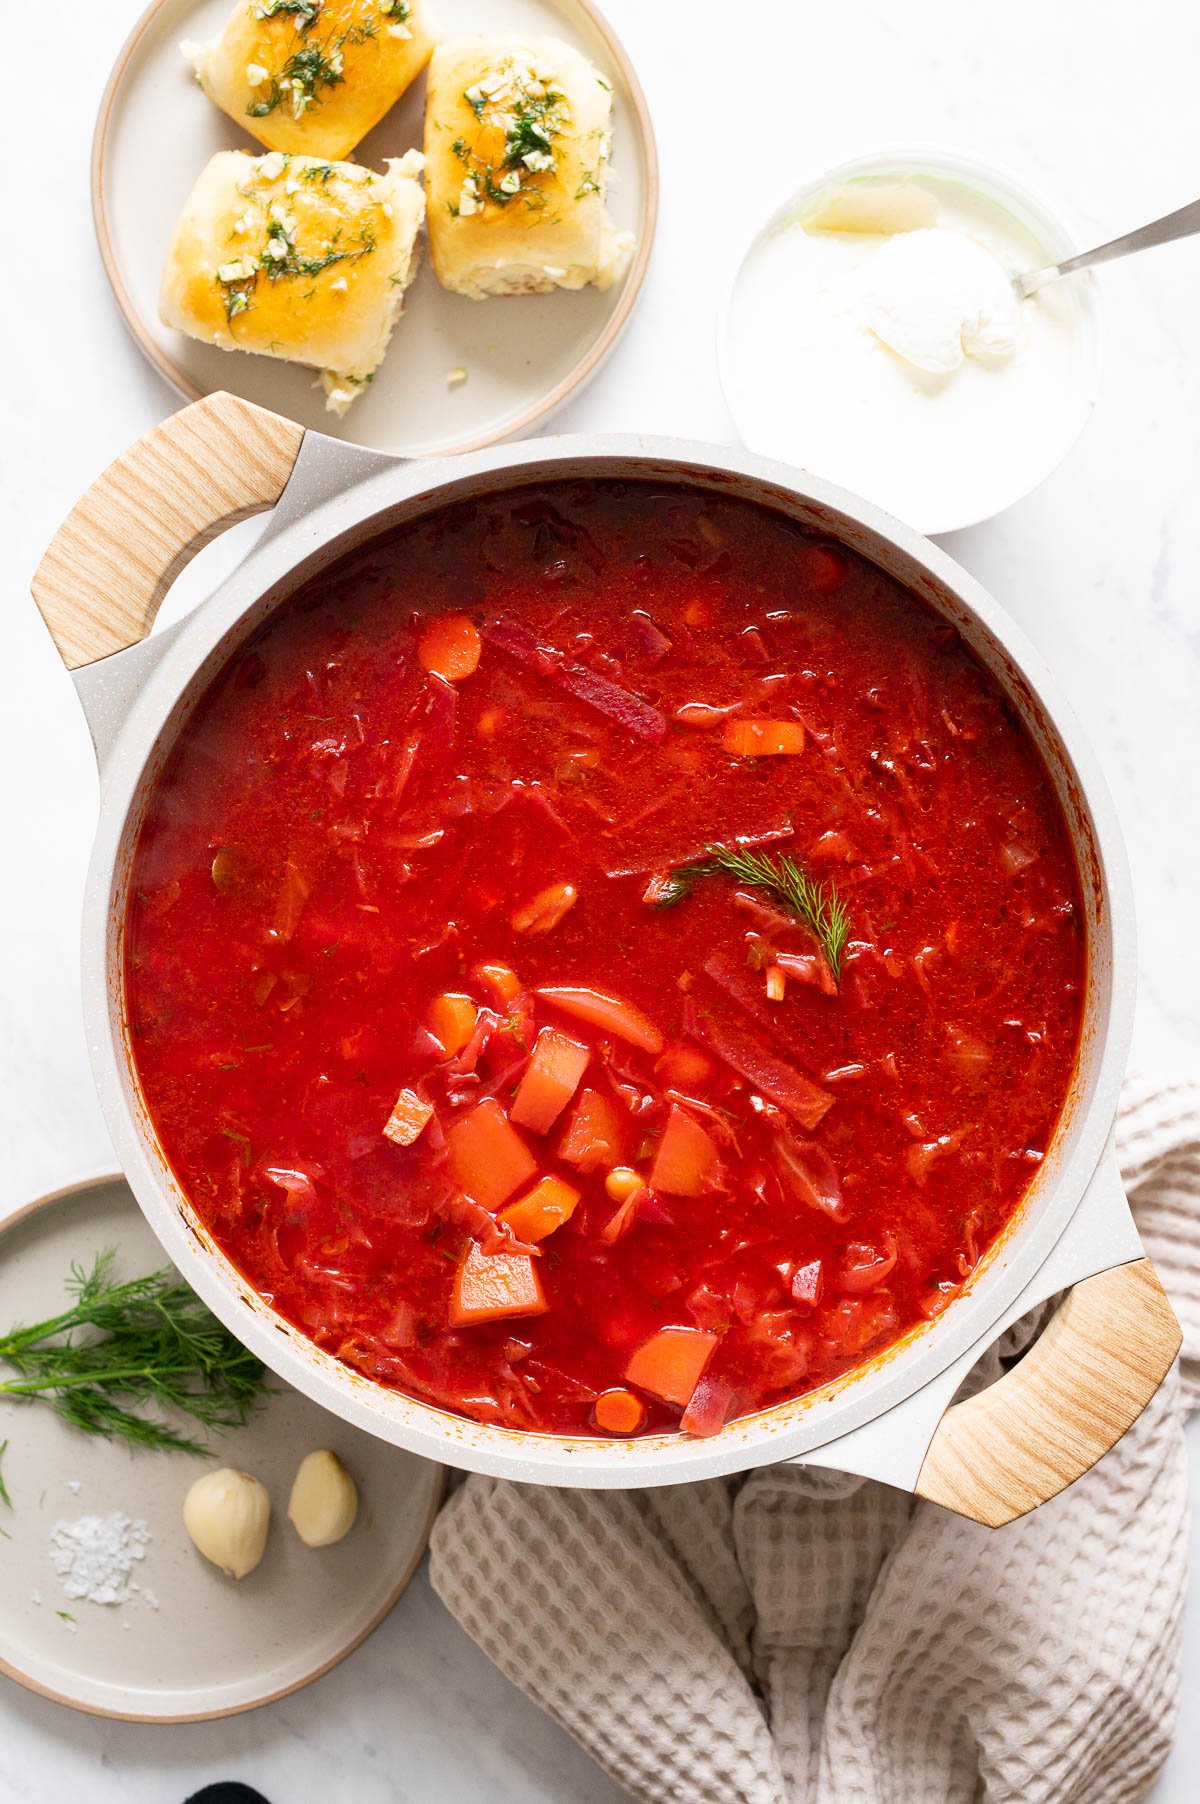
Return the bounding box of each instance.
[1016,196,1200,297]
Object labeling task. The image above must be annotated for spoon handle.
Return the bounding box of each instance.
[1018,196,1200,296]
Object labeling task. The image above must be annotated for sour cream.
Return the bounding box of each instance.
[863,228,1023,372]
[721,164,1099,534]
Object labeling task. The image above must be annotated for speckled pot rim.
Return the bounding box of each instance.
[73,429,1136,1490]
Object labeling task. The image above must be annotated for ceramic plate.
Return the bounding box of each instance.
[93,0,657,456]
[0,1175,443,1721]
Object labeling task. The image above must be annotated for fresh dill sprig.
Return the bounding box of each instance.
[654,844,851,978]
[0,1439,10,1508]
[0,1252,268,1461]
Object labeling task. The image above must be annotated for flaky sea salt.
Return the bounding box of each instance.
[49,1513,151,1606]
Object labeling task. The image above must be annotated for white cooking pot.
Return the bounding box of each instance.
[32,394,1180,1527]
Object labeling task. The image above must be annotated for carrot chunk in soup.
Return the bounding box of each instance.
[472,961,522,1007]
[626,1328,719,1407]
[558,1087,630,1173]
[428,993,478,1057]
[509,1028,590,1133]
[418,614,482,682]
[721,719,805,757]
[451,1242,547,1326]
[650,1106,721,1196]
[593,1387,646,1435]
[537,986,664,1055]
[499,1175,581,1243]
[446,1100,537,1210]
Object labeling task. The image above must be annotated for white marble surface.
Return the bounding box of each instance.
[3,0,1200,1796]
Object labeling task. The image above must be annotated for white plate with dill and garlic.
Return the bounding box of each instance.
[0,1173,442,1721]
[93,0,657,456]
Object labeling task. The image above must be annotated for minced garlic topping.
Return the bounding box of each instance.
[448,56,575,219]
[242,2,416,123]
[215,152,379,323]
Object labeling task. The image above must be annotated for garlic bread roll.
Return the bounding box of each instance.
[186,0,436,160]
[160,149,425,414]
[424,36,633,299]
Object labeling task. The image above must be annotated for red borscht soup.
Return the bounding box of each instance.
[125,482,1084,1439]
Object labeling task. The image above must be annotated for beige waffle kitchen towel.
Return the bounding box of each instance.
[430,1076,1200,1803]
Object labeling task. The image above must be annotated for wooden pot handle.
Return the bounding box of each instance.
[915,1257,1181,1528]
[31,393,305,670]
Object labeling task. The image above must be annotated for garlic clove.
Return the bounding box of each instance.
[287,1449,359,1548]
[183,1467,270,1580]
